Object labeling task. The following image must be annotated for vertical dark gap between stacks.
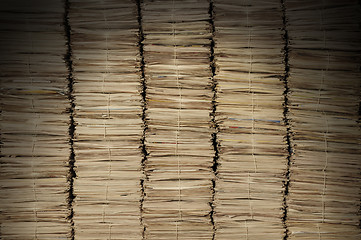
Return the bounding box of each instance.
[358,0,361,230]
[359,59,361,229]
[209,0,219,239]
[359,69,361,229]
[136,0,148,238]
[280,0,293,239]
[64,0,76,239]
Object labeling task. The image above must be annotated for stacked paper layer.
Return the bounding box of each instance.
[69,0,143,239]
[142,0,214,239]
[286,0,361,239]
[212,0,288,239]
[0,0,70,239]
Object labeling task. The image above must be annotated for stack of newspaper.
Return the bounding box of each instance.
[286,0,361,239]
[212,0,288,239]
[69,0,143,239]
[0,0,71,239]
[141,0,215,239]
